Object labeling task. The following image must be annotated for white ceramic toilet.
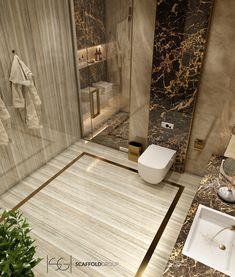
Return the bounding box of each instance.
[138,144,176,184]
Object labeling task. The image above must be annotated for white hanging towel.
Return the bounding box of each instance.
[9,55,42,129]
[0,97,10,145]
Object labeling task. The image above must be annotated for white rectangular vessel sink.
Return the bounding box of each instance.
[182,204,235,276]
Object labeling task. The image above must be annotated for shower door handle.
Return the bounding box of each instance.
[90,88,100,118]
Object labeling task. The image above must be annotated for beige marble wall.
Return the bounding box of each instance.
[129,0,157,148]
[185,0,235,175]
[0,0,81,194]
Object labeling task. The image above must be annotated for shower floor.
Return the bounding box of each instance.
[0,140,200,277]
[91,111,129,149]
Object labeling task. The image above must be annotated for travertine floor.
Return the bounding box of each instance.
[0,140,200,276]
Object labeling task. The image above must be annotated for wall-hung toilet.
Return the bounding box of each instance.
[138,144,176,184]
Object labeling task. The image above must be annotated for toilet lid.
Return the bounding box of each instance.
[138,144,176,169]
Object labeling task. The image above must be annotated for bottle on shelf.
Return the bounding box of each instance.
[98,48,102,61]
[95,48,99,61]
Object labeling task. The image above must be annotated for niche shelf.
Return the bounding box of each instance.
[79,59,106,70]
[77,43,106,70]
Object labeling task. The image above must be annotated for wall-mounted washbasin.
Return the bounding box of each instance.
[182,204,235,276]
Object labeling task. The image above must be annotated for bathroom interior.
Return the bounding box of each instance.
[1,0,235,276]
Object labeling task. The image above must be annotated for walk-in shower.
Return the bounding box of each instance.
[72,0,133,150]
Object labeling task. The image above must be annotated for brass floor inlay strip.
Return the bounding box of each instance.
[135,181,184,277]
[3,152,184,276]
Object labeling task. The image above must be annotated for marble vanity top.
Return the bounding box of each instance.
[163,155,235,277]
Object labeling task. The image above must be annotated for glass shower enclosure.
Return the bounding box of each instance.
[73,0,133,150]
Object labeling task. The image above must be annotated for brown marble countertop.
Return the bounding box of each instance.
[163,155,235,277]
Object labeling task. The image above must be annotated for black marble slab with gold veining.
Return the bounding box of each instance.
[163,155,235,277]
[148,0,214,172]
[73,0,106,49]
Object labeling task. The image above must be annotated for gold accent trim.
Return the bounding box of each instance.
[90,88,100,118]
[1,152,184,276]
[135,181,184,277]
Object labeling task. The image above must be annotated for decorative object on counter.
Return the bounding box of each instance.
[0,96,11,145]
[0,209,42,276]
[218,158,235,203]
[9,52,42,129]
[128,141,142,162]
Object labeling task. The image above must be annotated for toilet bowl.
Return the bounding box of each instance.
[138,144,176,184]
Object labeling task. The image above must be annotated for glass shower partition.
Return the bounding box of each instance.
[74,0,133,150]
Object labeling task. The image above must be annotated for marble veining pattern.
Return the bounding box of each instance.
[163,155,235,276]
[185,0,235,176]
[73,0,106,49]
[148,0,214,172]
